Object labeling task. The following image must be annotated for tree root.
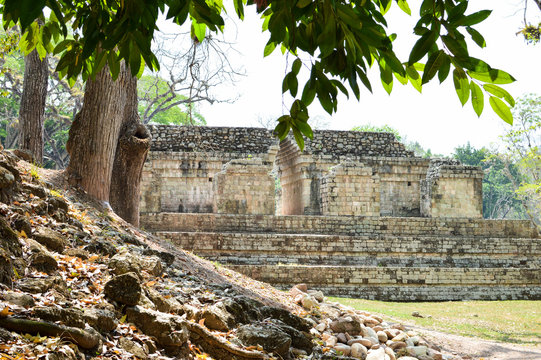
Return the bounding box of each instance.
[0,316,101,349]
[186,321,268,359]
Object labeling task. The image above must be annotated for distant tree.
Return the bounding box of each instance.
[351,124,402,141]
[453,143,526,219]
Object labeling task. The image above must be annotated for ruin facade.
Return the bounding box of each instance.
[140,125,541,300]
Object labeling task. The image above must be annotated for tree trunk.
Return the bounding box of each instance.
[66,65,130,202]
[19,50,48,164]
[110,72,151,226]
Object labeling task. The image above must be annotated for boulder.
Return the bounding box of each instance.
[200,302,235,332]
[17,276,67,294]
[108,252,142,277]
[119,337,147,359]
[350,343,368,359]
[237,323,291,358]
[104,272,141,306]
[83,308,118,333]
[260,306,311,332]
[126,306,188,348]
[27,239,58,273]
[32,227,67,253]
[34,307,86,328]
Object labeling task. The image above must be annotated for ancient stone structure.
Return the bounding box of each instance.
[140,125,541,300]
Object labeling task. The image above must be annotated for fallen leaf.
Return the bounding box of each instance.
[0,306,13,318]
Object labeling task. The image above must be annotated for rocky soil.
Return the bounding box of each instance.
[0,149,535,360]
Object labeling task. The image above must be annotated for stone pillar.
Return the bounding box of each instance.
[320,160,380,216]
[213,158,275,215]
[420,159,484,218]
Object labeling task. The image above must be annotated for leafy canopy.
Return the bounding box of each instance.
[0,0,517,149]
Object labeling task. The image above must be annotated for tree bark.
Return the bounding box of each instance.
[66,65,130,202]
[19,50,48,164]
[110,71,151,226]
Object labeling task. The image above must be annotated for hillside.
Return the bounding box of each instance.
[0,149,509,360]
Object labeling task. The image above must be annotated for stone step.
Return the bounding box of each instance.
[158,231,541,268]
[227,265,541,301]
[142,213,539,238]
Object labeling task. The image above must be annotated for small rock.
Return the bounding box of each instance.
[377,331,388,343]
[348,337,372,348]
[337,333,348,344]
[325,335,337,347]
[334,344,351,356]
[350,343,368,359]
[34,307,86,328]
[11,214,31,235]
[17,276,67,294]
[294,283,308,292]
[104,272,141,306]
[315,322,326,332]
[301,294,317,310]
[140,255,163,277]
[384,347,396,360]
[407,345,428,357]
[3,291,35,307]
[411,311,424,318]
[330,316,362,335]
[307,290,325,302]
[388,341,407,351]
[366,347,386,360]
[26,239,58,274]
[63,248,90,260]
[119,337,147,359]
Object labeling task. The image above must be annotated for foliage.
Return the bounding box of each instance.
[499,94,541,225]
[351,124,402,141]
[138,75,206,126]
[453,143,526,220]
[0,0,517,150]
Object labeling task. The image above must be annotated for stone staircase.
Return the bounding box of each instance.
[141,213,541,301]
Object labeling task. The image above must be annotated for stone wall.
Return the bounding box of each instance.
[320,160,380,216]
[420,159,484,218]
[141,212,541,301]
[141,126,279,214]
[275,137,430,217]
[213,158,275,215]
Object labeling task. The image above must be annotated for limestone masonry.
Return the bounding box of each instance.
[140,125,541,300]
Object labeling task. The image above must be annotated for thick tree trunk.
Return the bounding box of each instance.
[66,65,130,202]
[110,73,151,226]
[19,50,48,164]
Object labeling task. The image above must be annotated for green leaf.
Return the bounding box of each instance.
[292,127,305,151]
[468,69,516,84]
[301,81,317,105]
[396,0,411,15]
[453,68,469,106]
[406,65,422,93]
[466,27,486,48]
[274,119,290,140]
[108,51,120,81]
[294,119,313,139]
[191,19,207,43]
[483,84,515,107]
[441,35,469,60]
[422,50,446,84]
[233,0,244,19]
[297,0,312,8]
[438,55,451,83]
[292,58,302,75]
[470,81,484,117]
[455,10,492,27]
[288,73,299,97]
[408,30,437,65]
[489,96,513,125]
[264,41,276,57]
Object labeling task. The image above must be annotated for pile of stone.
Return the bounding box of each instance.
[290,284,447,360]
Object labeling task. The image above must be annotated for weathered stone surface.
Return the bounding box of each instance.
[32,227,67,253]
[3,291,35,307]
[260,306,311,332]
[108,252,142,277]
[330,317,362,335]
[350,343,368,359]
[83,308,118,333]
[200,302,235,332]
[237,323,291,358]
[119,337,147,359]
[104,272,141,306]
[34,307,86,328]
[140,255,163,277]
[126,306,188,348]
[17,276,67,294]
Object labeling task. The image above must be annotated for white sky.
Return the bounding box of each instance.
[190,1,541,155]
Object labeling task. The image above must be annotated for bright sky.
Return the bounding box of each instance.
[193,1,541,155]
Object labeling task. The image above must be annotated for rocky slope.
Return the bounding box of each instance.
[0,149,454,360]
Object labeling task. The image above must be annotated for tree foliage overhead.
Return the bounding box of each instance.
[1,0,517,149]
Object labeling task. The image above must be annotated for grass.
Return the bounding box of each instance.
[330,297,541,346]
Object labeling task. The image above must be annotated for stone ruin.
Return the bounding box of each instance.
[140,125,541,301]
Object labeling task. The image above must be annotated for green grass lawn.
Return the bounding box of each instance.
[330,297,541,346]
